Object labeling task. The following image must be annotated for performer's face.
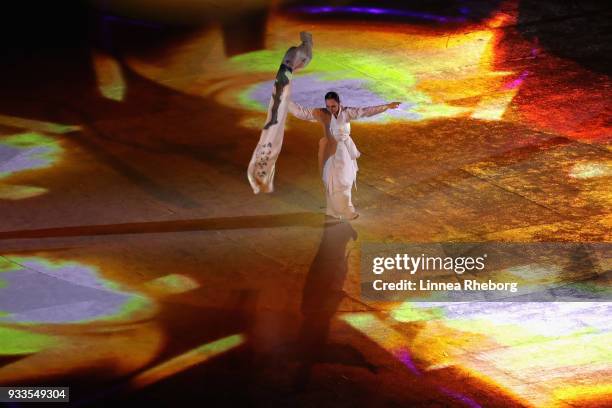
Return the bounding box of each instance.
[325,99,339,115]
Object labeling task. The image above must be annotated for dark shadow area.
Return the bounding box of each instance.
[518,0,612,75]
[0,355,29,369]
[67,130,203,209]
[0,0,329,213]
[221,9,269,57]
[0,212,325,240]
[553,243,611,300]
[0,3,91,57]
[293,220,376,390]
[0,1,269,60]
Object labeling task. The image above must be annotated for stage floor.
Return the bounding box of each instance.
[0,1,610,407]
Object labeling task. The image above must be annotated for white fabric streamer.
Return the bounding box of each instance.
[247,32,313,194]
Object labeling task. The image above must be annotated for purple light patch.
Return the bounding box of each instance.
[395,347,482,407]
[0,257,147,323]
[395,348,422,376]
[503,70,529,90]
[0,145,54,176]
[439,386,483,408]
[290,6,467,24]
[247,74,420,122]
[307,6,333,13]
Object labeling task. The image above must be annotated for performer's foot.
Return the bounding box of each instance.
[347,212,360,220]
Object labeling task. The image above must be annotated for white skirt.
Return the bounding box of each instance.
[322,138,359,218]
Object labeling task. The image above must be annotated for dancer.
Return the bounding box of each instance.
[247,32,313,194]
[289,92,401,219]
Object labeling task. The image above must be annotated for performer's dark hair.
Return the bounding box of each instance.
[324,91,340,103]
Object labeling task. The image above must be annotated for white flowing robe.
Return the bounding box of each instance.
[325,110,360,194]
[288,101,390,218]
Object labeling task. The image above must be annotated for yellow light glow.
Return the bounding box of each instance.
[0,114,80,134]
[131,334,245,388]
[144,274,200,295]
[553,383,612,404]
[126,13,521,123]
[92,49,126,102]
[0,184,48,200]
[471,88,519,120]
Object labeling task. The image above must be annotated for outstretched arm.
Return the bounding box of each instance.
[288,101,319,122]
[344,102,401,120]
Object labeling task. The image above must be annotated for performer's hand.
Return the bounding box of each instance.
[387,102,401,109]
[300,31,313,45]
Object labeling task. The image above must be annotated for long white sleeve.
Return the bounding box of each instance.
[344,104,389,120]
[288,101,318,122]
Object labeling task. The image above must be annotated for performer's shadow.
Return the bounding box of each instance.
[293,219,376,391]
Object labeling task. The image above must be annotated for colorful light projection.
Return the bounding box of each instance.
[0,326,57,355]
[341,313,483,408]
[0,256,161,383]
[92,49,126,101]
[289,6,468,24]
[131,333,245,388]
[0,115,80,135]
[0,132,63,200]
[570,161,612,180]
[231,21,519,123]
[0,256,153,324]
[342,300,612,407]
[0,133,62,178]
[125,10,522,125]
[123,7,609,143]
[144,273,200,295]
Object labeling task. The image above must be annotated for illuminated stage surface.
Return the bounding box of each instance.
[0,1,610,407]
